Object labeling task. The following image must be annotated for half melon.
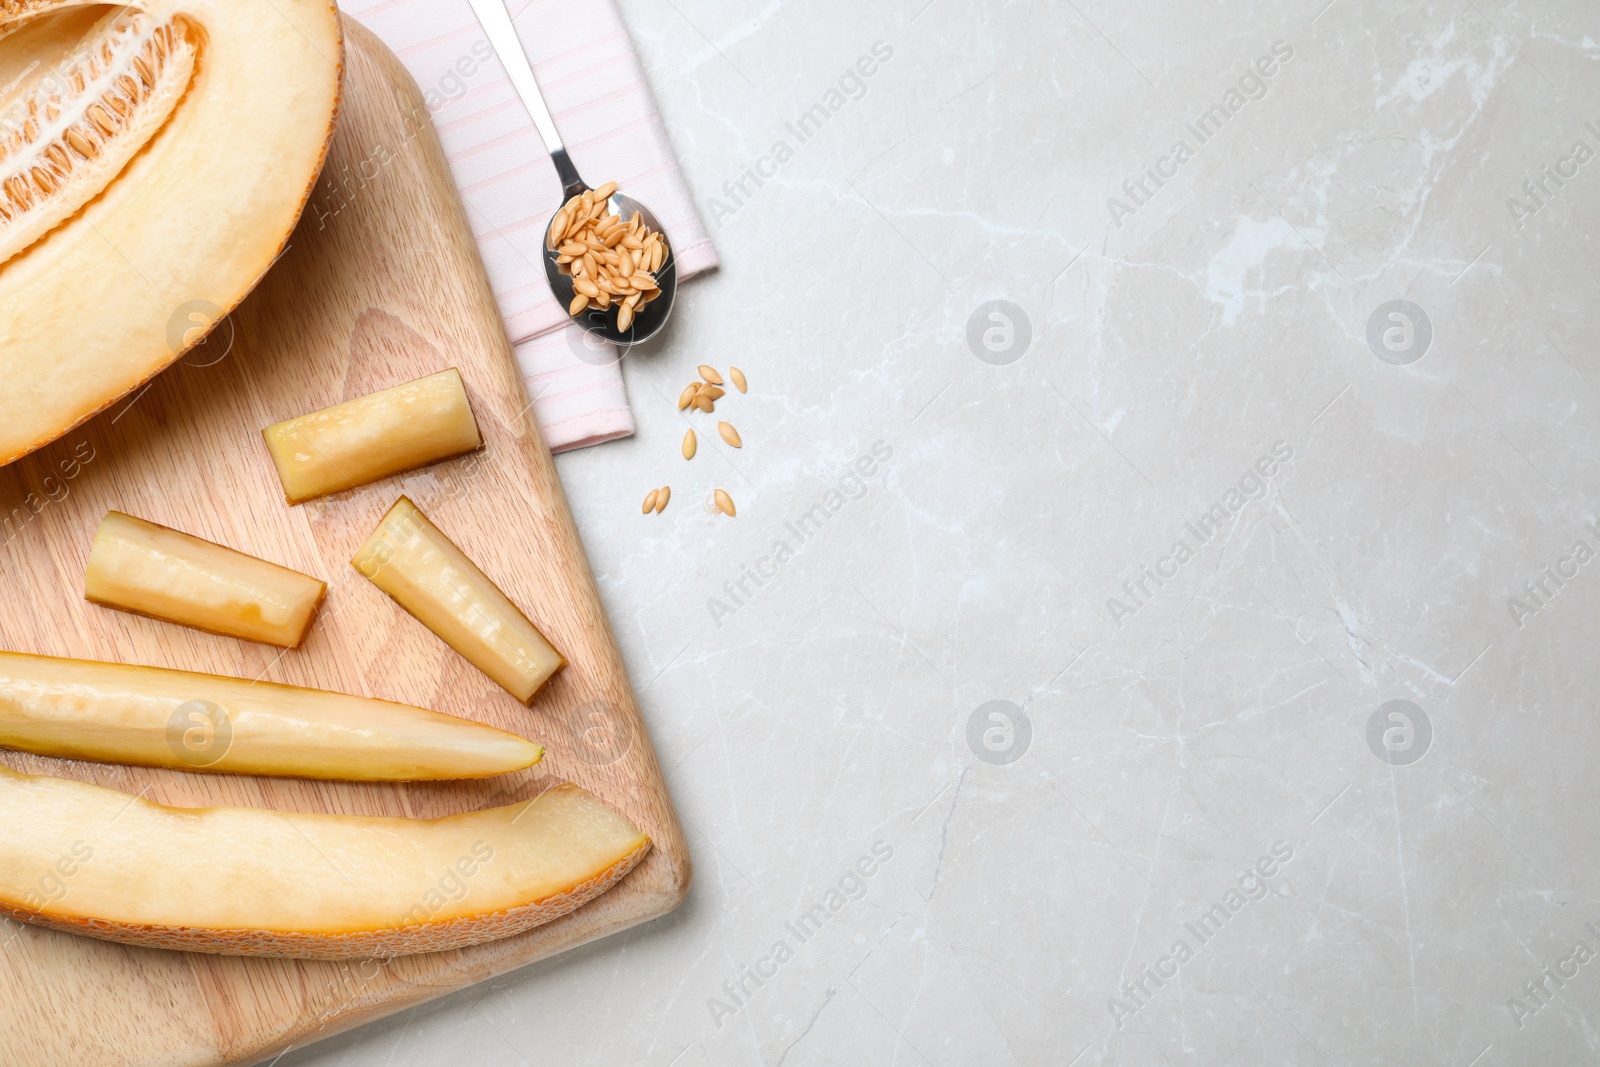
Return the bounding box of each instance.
[0,0,342,464]
[0,766,651,957]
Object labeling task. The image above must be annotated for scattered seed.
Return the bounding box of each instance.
[655,486,670,512]
[718,422,742,447]
[694,394,714,413]
[682,428,697,459]
[703,386,726,401]
[714,489,736,517]
[678,383,697,409]
[642,489,659,514]
[698,365,723,385]
[730,367,747,393]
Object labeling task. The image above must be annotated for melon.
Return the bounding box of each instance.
[0,766,649,957]
[0,0,342,464]
[84,510,328,648]
[263,369,484,505]
[352,497,566,704]
[0,650,544,780]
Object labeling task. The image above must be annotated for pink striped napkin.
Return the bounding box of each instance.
[338,0,717,451]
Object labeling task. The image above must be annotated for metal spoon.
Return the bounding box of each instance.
[467,0,677,348]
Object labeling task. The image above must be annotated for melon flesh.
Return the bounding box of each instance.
[0,767,649,957]
[0,0,342,464]
[85,510,328,648]
[0,650,544,780]
[264,369,484,505]
[352,497,566,704]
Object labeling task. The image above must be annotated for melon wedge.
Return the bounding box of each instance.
[0,0,342,465]
[85,510,328,648]
[264,369,484,504]
[0,651,543,779]
[0,766,650,957]
[353,497,565,704]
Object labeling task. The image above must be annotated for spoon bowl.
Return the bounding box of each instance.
[542,190,677,348]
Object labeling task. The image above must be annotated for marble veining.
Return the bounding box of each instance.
[283,0,1600,1063]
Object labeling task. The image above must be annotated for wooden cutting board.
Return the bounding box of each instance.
[0,20,687,1066]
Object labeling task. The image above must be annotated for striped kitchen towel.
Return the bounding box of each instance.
[339,0,717,451]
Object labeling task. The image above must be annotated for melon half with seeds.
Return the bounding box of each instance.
[0,0,342,465]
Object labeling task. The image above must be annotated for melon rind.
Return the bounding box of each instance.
[0,0,344,465]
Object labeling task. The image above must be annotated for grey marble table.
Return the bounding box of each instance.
[283,0,1600,1063]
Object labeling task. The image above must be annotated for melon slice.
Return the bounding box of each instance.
[0,766,650,957]
[0,650,544,779]
[263,369,484,505]
[85,510,328,648]
[0,0,342,465]
[352,497,566,704]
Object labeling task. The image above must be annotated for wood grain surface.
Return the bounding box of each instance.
[0,20,688,1066]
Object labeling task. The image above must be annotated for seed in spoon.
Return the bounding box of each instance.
[698,365,723,385]
[714,489,736,517]
[641,488,659,514]
[729,367,747,393]
[718,422,742,447]
[678,383,696,410]
[655,486,670,512]
[569,294,589,315]
[682,429,697,459]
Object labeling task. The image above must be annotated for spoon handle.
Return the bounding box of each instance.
[466,0,587,197]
